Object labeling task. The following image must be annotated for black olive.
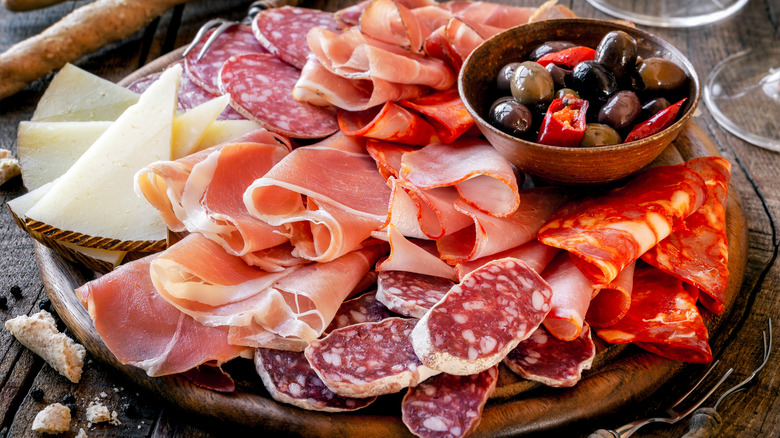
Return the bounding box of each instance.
[598,90,641,130]
[528,41,576,61]
[510,61,555,105]
[595,30,638,80]
[487,96,533,136]
[640,97,671,120]
[636,58,687,91]
[545,63,572,87]
[580,123,623,147]
[497,62,521,93]
[569,60,618,104]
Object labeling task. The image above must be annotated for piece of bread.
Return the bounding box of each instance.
[0,148,20,186]
[31,403,71,434]
[5,310,86,383]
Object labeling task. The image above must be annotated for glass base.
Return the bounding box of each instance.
[585,0,749,28]
[704,49,780,151]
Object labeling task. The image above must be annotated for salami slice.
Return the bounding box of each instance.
[184,25,268,94]
[412,258,553,375]
[376,270,454,318]
[401,366,498,438]
[219,53,339,139]
[255,348,376,412]
[252,7,341,69]
[503,324,595,388]
[304,317,440,398]
[324,290,395,333]
[596,262,713,363]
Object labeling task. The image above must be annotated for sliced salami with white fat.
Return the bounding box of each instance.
[252,7,342,69]
[503,323,595,388]
[184,25,268,94]
[376,270,454,318]
[255,348,376,412]
[324,290,394,333]
[402,366,498,438]
[219,53,339,139]
[304,317,440,398]
[411,257,553,375]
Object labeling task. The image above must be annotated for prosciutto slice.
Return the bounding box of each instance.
[76,254,249,377]
[538,163,707,285]
[399,137,521,217]
[376,224,458,280]
[641,157,731,314]
[456,240,559,281]
[586,262,635,328]
[596,262,713,364]
[540,253,593,341]
[244,133,392,262]
[359,0,431,52]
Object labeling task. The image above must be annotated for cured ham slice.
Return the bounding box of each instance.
[376,270,454,318]
[375,225,459,280]
[528,0,578,22]
[399,88,475,143]
[244,133,392,262]
[412,258,553,375]
[596,262,713,364]
[400,137,520,217]
[359,0,431,53]
[335,0,437,26]
[437,187,570,263]
[586,262,635,328]
[540,253,593,341]
[386,178,473,240]
[538,163,707,285]
[255,348,376,412]
[456,240,559,281]
[338,102,438,146]
[294,57,427,112]
[401,366,498,438]
[251,7,341,69]
[135,129,290,257]
[503,323,595,388]
[439,1,535,28]
[308,26,456,90]
[76,254,249,377]
[366,139,415,179]
[641,157,731,314]
[305,317,440,398]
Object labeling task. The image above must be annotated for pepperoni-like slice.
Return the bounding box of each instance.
[376,270,454,318]
[219,53,338,139]
[252,7,341,69]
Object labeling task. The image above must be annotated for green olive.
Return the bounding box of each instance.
[556,88,580,99]
[636,58,687,91]
[580,123,622,147]
[510,61,555,106]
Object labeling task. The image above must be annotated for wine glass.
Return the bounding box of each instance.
[584,0,749,28]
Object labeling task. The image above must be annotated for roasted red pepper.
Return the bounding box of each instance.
[536,46,596,69]
[537,96,589,147]
[624,98,687,142]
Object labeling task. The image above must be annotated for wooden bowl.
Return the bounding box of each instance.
[459,19,700,185]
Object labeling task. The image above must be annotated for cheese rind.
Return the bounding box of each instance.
[24,65,181,246]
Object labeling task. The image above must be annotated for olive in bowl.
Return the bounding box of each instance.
[458,19,700,185]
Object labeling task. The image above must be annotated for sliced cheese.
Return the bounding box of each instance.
[25,65,181,248]
[32,63,139,122]
[17,121,112,190]
[172,94,229,159]
[197,119,264,151]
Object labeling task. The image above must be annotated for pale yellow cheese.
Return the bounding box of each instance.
[17,121,111,190]
[32,63,139,122]
[172,94,229,159]
[25,65,180,244]
[197,119,263,151]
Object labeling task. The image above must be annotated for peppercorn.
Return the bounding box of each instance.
[30,387,44,402]
[9,286,22,298]
[0,297,7,310]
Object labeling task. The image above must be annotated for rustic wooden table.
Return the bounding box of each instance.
[0,0,778,437]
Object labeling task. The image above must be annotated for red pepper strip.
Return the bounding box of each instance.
[536,46,596,68]
[537,96,589,147]
[624,98,687,142]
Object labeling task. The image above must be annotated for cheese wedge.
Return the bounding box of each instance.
[17,121,112,190]
[172,94,229,159]
[24,65,180,250]
[197,119,264,152]
[32,64,139,122]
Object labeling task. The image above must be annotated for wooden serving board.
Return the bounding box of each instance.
[34,48,747,436]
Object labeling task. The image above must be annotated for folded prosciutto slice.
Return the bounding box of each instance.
[538,163,707,285]
[641,157,731,314]
[244,133,392,262]
[540,253,593,341]
[586,262,635,328]
[596,262,713,364]
[76,254,249,377]
[135,129,290,257]
[359,0,431,52]
[375,224,458,280]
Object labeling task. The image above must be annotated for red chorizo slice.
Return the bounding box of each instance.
[411,257,553,375]
[304,317,440,398]
[376,270,454,318]
[503,323,595,388]
[401,366,498,438]
[255,348,376,412]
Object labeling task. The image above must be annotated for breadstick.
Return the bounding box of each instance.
[0,0,189,100]
[2,0,66,12]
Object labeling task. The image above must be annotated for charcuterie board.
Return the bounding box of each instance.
[33,42,747,438]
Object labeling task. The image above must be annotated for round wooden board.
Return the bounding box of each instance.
[35,47,748,436]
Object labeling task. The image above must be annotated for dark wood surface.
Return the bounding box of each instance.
[0,1,778,437]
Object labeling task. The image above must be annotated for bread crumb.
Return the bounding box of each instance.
[109,410,121,426]
[31,403,70,434]
[0,149,20,186]
[86,402,110,423]
[75,427,88,438]
[99,392,107,398]
[5,310,86,383]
